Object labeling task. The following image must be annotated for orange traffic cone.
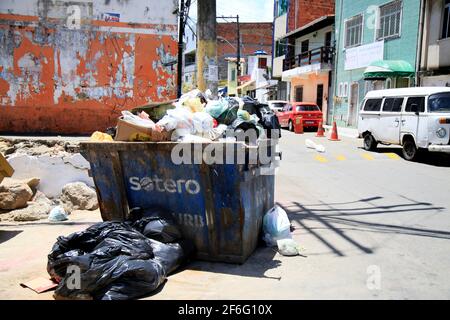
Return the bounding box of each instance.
[329,121,340,141]
[294,116,304,134]
[316,120,325,137]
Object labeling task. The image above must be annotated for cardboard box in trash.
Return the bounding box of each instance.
[114,118,172,142]
[0,153,14,183]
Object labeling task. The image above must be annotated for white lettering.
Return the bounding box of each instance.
[129,177,201,195]
[185,180,201,195]
[140,177,154,191]
[129,177,141,191]
[164,179,177,193]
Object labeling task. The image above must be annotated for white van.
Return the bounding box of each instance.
[358,87,450,160]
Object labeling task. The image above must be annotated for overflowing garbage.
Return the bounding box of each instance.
[91,89,281,144]
[47,207,195,300]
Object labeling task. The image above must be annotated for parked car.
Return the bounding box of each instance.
[267,100,289,113]
[277,102,323,131]
[358,87,450,161]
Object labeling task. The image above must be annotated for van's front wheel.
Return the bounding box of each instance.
[402,139,418,161]
[363,133,377,151]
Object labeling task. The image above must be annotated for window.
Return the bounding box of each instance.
[405,97,425,113]
[231,69,236,82]
[325,31,332,47]
[442,0,450,39]
[377,1,402,40]
[296,105,320,112]
[382,97,404,112]
[258,57,267,69]
[275,40,288,57]
[295,86,304,102]
[276,0,288,17]
[343,82,348,97]
[345,14,363,48]
[301,40,309,53]
[364,99,383,111]
[429,93,450,113]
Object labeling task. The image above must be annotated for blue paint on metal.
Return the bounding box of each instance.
[81,142,275,263]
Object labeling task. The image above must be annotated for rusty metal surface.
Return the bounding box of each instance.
[80,142,275,263]
[0,0,178,134]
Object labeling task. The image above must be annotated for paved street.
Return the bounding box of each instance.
[1,131,450,299]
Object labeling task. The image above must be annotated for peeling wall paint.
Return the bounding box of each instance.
[0,0,178,134]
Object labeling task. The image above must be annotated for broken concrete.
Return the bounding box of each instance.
[7,201,52,222]
[0,179,34,210]
[6,151,93,199]
[60,182,99,214]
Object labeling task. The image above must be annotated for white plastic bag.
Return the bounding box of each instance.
[263,205,292,246]
[121,111,155,129]
[157,107,195,138]
[305,139,317,149]
[192,112,214,134]
[263,206,300,256]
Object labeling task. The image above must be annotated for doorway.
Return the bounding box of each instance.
[316,84,324,110]
[295,86,304,102]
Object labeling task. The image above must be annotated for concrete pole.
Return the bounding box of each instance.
[197,0,218,96]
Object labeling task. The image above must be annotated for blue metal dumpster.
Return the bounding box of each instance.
[80,141,275,263]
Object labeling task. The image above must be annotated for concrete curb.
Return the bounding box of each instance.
[323,125,359,139]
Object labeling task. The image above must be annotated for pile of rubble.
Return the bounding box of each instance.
[0,138,98,222]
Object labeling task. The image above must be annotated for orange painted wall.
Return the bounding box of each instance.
[290,72,330,122]
[0,14,178,134]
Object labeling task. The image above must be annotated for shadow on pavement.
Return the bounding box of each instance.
[184,246,284,280]
[0,230,23,244]
[367,147,450,168]
[279,197,448,257]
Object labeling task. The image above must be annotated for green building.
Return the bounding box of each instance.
[332,0,422,128]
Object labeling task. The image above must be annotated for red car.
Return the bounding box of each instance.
[276,102,323,131]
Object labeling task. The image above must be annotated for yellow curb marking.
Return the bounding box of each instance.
[336,155,347,161]
[361,153,375,161]
[315,155,329,163]
[386,153,400,160]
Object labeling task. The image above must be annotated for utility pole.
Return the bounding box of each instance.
[177,0,185,98]
[197,0,218,96]
[236,15,241,77]
[217,15,241,79]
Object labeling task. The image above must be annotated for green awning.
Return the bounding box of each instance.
[363,60,415,79]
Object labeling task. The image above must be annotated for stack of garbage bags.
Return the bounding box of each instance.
[95,89,281,143]
[47,208,195,300]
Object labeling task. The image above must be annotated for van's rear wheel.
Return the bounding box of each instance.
[363,133,377,151]
[402,139,418,161]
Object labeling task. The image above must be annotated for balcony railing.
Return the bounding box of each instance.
[283,46,334,71]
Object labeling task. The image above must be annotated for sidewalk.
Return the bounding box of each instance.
[323,125,359,139]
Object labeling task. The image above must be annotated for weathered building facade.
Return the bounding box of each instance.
[419,0,450,87]
[272,0,335,101]
[182,22,273,92]
[333,0,421,128]
[0,0,178,134]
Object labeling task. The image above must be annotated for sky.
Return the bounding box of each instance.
[187,0,274,23]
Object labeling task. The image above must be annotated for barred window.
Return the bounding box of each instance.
[377,1,402,40]
[345,14,363,48]
[443,0,450,39]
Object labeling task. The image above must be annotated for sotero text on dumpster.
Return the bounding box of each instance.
[129,176,201,195]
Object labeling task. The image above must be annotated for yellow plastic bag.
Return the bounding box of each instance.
[90,131,114,142]
[183,98,204,113]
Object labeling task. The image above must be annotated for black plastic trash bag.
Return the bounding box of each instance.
[47,214,194,300]
[128,207,182,243]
